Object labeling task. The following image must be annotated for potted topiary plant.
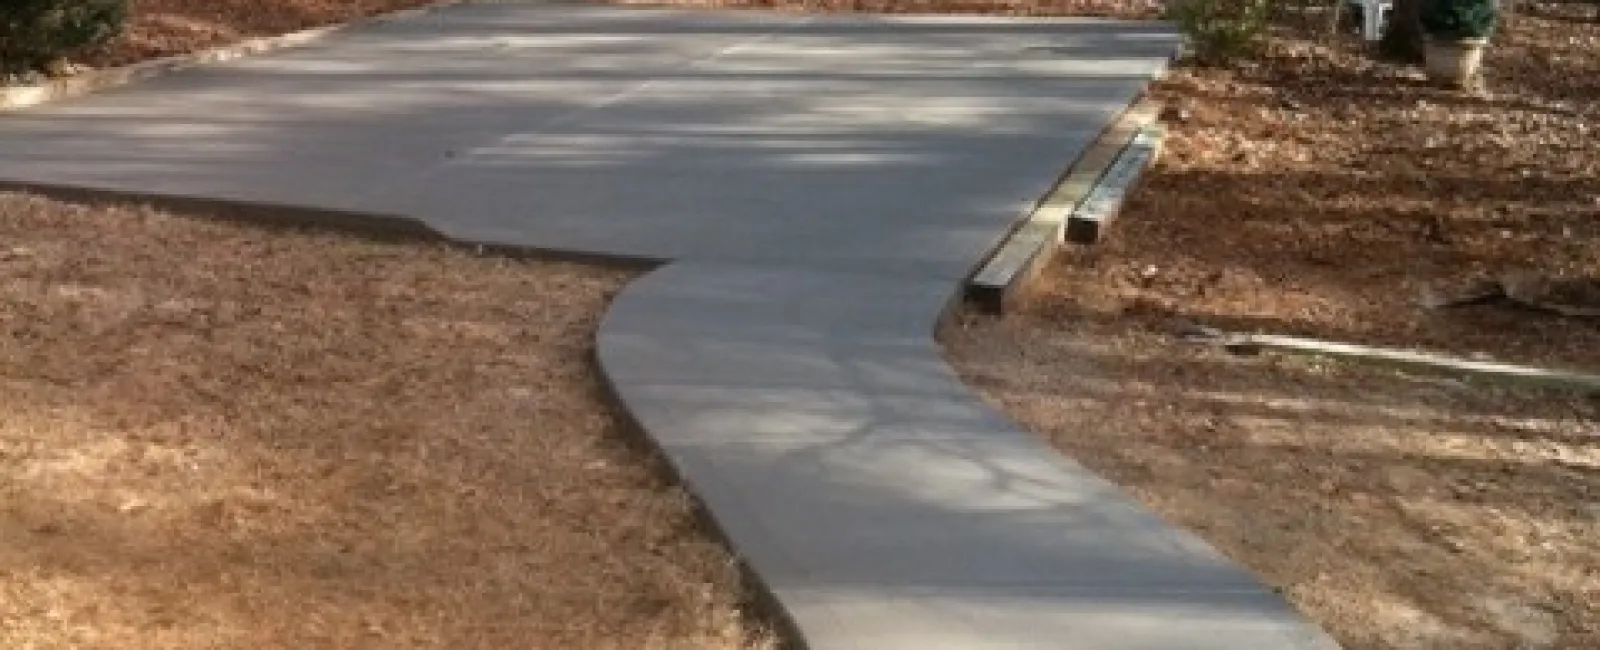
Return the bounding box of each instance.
[1420,0,1498,88]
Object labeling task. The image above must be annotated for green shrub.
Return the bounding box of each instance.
[0,0,127,75]
[1421,0,1498,40]
[1167,0,1274,65]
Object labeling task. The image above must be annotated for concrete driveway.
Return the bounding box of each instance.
[0,4,1343,648]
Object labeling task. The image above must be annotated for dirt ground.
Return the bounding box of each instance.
[0,192,767,650]
[1033,3,1600,371]
[945,313,1599,650]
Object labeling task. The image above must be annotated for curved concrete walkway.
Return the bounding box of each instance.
[598,263,1342,648]
[0,3,1340,648]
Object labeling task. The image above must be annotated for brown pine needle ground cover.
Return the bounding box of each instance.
[0,192,767,650]
[1035,6,1600,371]
[80,0,444,69]
[946,316,1598,649]
[947,7,1600,650]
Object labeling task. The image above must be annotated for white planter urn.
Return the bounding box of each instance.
[1424,37,1490,89]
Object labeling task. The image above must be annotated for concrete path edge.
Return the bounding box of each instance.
[595,261,1346,649]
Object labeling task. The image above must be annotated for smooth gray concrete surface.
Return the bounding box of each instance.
[775,585,1340,650]
[0,2,1176,279]
[1,3,1342,648]
[599,263,1342,649]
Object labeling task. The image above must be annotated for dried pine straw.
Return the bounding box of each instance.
[1026,8,1600,370]
[85,0,445,68]
[946,312,1600,650]
[0,192,770,650]
[947,7,1600,650]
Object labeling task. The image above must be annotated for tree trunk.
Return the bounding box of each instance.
[1379,0,1427,64]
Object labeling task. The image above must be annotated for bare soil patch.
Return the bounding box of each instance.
[945,312,1599,650]
[0,192,765,650]
[1032,6,1600,372]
